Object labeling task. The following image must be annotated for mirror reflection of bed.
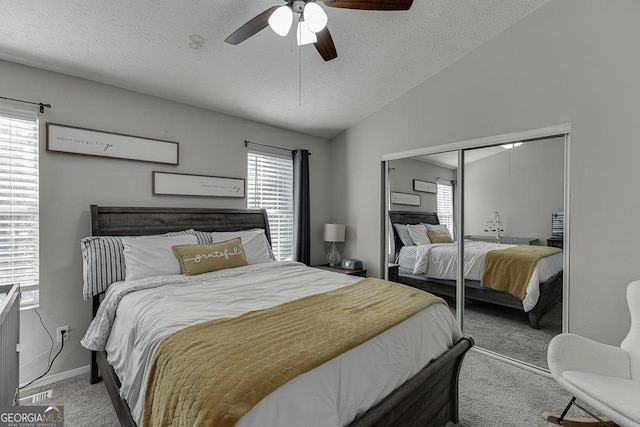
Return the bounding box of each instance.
[386,136,565,369]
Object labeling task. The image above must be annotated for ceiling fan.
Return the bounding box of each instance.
[224,0,414,62]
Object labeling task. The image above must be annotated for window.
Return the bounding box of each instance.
[436,181,454,238]
[0,108,39,308]
[247,151,294,261]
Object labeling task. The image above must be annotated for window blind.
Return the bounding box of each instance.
[247,151,294,261]
[0,108,39,308]
[436,181,454,235]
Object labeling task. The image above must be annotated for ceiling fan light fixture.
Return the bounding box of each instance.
[268,5,293,37]
[296,20,317,46]
[303,2,328,33]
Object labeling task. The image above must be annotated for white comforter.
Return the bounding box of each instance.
[81,261,462,427]
[399,240,563,312]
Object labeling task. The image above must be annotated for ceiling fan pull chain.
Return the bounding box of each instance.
[299,41,303,106]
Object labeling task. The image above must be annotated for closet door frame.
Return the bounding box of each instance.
[381,123,571,335]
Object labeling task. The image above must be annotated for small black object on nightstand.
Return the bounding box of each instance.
[315,264,367,277]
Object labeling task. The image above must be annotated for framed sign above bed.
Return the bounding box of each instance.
[46,123,179,165]
[413,179,437,193]
[391,192,421,206]
[152,171,245,198]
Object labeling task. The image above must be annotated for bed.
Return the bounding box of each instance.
[390,211,563,329]
[81,205,473,427]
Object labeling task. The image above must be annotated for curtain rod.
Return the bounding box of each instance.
[244,140,311,155]
[0,96,51,113]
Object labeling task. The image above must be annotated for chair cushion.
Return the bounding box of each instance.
[563,370,640,424]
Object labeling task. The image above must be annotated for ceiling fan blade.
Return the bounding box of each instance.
[314,27,337,61]
[322,0,413,10]
[225,5,280,45]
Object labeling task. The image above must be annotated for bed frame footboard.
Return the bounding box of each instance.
[93,336,473,427]
[351,336,474,427]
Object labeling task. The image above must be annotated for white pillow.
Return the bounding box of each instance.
[209,229,274,264]
[122,234,197,281]
[407,224,432,246]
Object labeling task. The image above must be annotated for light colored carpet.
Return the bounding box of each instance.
[22,349,583,427]
[461,299,562,369]
[22,372,119,426]
[458,350,573,426]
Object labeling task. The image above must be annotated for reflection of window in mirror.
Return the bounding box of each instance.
[436,179,454,239]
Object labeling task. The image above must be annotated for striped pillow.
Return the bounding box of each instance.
[80,236,125,300]
[393,224,415,247]
[80,229,197,299]
[192,230,214,245]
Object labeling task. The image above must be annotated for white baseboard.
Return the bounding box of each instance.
[20,365,90,391]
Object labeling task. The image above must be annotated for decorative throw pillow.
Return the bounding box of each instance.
[172,238,248,275]
[425,224,453,243]
[393,224,415,246]
[121,234,197,281]
[407,224,432,246]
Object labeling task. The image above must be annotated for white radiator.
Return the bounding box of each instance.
[0,284,20,406]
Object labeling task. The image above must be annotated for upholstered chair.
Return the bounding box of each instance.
[546,280,640,427]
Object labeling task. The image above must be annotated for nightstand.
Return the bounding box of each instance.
[314,264,367,277]
[546,237,564,249]
[387,263,399,282]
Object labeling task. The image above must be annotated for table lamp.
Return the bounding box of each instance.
[323,223,345,266]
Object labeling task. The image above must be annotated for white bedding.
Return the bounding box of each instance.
[81,261,462,427]
[397,240,563,312]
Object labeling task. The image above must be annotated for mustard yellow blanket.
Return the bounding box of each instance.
[142,278,445,427]
[481,245,561,299]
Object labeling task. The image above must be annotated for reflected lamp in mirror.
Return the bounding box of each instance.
[484,211,504,239]
[323,223,345,266]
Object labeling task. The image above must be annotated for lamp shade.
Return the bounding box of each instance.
[269,5,293,37]
[296,21,317,46]
[303,2,328,33]
[323,223,345,243]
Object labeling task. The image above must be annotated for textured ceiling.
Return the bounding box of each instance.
[0,0,551,139]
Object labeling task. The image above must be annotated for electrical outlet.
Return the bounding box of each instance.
[56,325,69,343]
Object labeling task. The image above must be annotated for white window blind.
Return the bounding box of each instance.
[0,108,39,308]
[247,151,294,261]
[437,181,454,237]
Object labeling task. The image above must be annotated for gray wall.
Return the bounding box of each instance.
[464,138,564,243]
[0,59,332,383]
[388,158,455,213]
[331,0,640,346]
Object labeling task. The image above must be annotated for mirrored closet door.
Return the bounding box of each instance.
[387,152,460,321]
[462,137,565,369]
[383,128,568,371]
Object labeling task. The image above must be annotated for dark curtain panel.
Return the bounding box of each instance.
[451,180,458,240]
[292,149,310,265]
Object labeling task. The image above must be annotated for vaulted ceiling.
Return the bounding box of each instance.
[0,0,551,138]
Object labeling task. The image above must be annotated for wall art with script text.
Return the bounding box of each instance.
[46,123,179,165]
[152,171,245,198]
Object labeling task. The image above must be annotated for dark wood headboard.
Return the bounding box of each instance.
[389,211,439,252]
[90,205,272,244]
